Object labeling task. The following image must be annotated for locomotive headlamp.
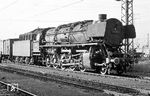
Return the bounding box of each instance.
[110,57,120,65]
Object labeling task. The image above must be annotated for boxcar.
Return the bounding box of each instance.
[12,40,36,64]
[13,40,32,57]
[0,40,3,55]
[3,39,19,60]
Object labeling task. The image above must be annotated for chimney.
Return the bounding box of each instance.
[99,14,107,22]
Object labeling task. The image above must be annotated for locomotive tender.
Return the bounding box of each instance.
[1,14,136,74]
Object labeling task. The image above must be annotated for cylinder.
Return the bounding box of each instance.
[99,14,107,22]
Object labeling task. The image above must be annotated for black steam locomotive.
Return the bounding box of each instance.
[1,14,136,75]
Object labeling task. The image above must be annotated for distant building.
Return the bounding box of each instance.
[135,33,150,57]
[0,40,3,54]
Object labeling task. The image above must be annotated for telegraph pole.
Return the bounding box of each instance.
[116,0,134,53]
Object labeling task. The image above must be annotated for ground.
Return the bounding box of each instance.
[0,70,110,96]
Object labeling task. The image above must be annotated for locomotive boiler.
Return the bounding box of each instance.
[39,14,136,74]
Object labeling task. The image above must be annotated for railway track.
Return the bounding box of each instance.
[0,80,36,96]
[2,60,149,80]
[8,61,150,81]
[0,62,149,96]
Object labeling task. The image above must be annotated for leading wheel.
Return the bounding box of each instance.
[100,67,108,75]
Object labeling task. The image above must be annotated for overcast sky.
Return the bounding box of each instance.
[0,0,149,47]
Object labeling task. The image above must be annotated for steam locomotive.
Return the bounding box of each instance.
[0,14,136,74]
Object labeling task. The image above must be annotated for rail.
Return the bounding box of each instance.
[0,80,37,96]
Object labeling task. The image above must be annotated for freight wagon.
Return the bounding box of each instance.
[12,40,42,64]
[0,40,3,55]
[3,39,19,60]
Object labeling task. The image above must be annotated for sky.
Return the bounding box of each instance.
[0,0,149,48]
